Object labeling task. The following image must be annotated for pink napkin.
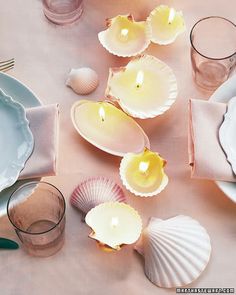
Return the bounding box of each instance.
[188,99,236,182]
[19,104,59,179]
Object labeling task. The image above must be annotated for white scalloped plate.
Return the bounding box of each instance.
[0,89,34,192]
[219,97,236,174]
[210,74,236,203]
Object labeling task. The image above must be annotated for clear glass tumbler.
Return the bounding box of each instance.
[190,16,236,90]
[7,181,66,257]
[42,0,83,25]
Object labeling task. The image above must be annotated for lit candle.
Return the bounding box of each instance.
[120,148,168,197]
[147,5,186,45]
[71,100,150,156]
[85,202,142,250]
[106,54,178,119]
[136,70,144,88]
[98,14,151,57]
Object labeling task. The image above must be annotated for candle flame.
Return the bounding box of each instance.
[168,8,176,24]
[139,161,149,173]
[136,70,144,88]
[120,28,129,37]
[99,106,105,122]
[111,217,119,228]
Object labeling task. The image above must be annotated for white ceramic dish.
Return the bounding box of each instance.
[0,89,34,192]
[0,72,41,216]
[219,97,236,174]
[210,74,236,202]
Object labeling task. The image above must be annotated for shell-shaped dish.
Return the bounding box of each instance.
[98,14,151,57]
[219,97,236,174]
[71,100,150,157]
[147,5,186,45]
[66,68,99,95]
[106,55,178,119]
[70,177,126,214]
[0,89,34,192]
[85,202,142,250]
[120,148,168,197]
[135,216,212,288]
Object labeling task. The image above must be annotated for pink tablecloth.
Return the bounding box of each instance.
[0,0,235,294]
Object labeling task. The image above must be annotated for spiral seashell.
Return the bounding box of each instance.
[135,215,212,288]
[70,177,126,214]
[66,67,99,95]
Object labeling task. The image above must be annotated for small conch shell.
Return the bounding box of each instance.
[70,177,126,214]
[135,216,212,288]
[98,14,151,57]
[66,67,99,95]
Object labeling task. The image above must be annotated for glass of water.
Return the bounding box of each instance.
[190,16,236,90]
[7,181,66,257]
[42,0,83,25]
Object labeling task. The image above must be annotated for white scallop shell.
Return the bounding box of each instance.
[147,5,186,45]
[106,55,178,119]
[135,216,212,288]
[66,67,99,95]
[70,177,126,214]
[98,14,151,57]
[119,151,168,197]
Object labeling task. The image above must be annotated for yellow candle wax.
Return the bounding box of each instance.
[85,202,142,250]
[147,5,186,45]
[71,100,149,156]
[106,55,178,119]
[98,14,151,57]
[120,149,168,197]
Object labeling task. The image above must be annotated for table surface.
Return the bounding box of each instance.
[0,0,236,294]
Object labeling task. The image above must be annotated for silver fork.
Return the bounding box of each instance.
[0,58,15,72]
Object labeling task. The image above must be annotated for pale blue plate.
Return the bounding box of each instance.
[0,72,41,216]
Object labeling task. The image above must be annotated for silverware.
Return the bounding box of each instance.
[0,58,15,72]
[0,237,19,249]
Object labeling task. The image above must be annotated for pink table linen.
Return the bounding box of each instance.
[189,99,236,182]
[0,0,236,294]
[20,104,59,179]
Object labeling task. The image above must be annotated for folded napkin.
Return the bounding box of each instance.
[19,104,59,179]
[188,99,236,182]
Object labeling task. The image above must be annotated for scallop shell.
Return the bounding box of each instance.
[119,149,168,197]
[135,216,212,288]
[147,5,186,45]
[85,202,142,250]
[71,100,150,157]
[70,177,126,214]
[98,14,151,57]
[66,67,99,95]
[106,55,178,119]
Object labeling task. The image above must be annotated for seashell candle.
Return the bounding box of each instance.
[106,55,178,119]
[98,14,151,57]
[70,177,126,214]
[120,148,168,197]
[66,67,99,95]
[147,5,186,45]
[85,202,142,250]
[135,216,212,288]
[71,100,150,156]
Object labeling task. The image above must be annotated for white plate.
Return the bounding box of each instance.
[219,97,236,174]
[0,90,34,192]
[210,74,236,203]
[0,72,42,216]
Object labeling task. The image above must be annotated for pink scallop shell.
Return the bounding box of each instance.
[70,177,126,214]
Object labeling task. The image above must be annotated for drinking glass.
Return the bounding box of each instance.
[42,0,83,25]
[190,16,236,90]
[7,181,66,257]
